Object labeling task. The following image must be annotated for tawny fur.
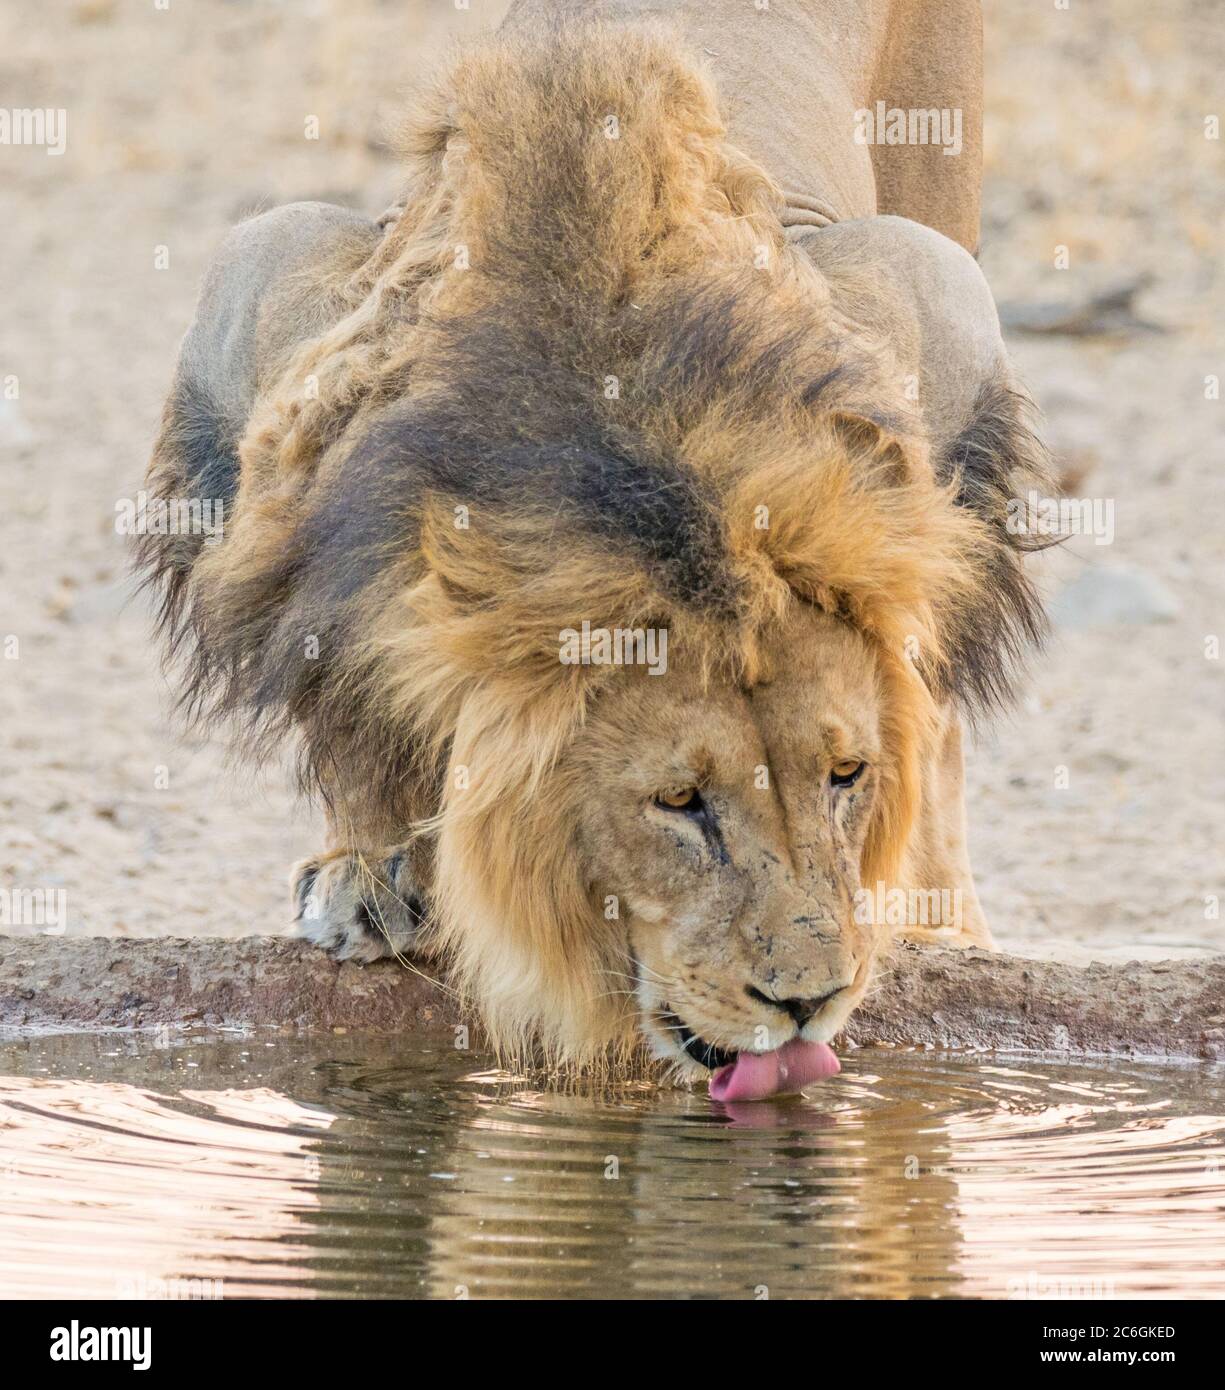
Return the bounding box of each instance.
[139,22,1049,1069]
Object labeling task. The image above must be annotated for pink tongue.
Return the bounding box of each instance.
[708,1038,840,1102]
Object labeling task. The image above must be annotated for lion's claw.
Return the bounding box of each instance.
[291,850,425,963]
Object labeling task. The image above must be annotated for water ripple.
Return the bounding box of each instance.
[0,1035,1221,1299]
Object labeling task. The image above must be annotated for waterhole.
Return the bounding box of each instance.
[1,1034,1222,1299]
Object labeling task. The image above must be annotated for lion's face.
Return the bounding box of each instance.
[571,603,886,1076]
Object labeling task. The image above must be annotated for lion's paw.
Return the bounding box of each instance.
[291,849,425,964]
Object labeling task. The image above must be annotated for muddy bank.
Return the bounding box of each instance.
[1,936,1221,1061]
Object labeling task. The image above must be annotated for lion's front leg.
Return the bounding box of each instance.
[895,705,996,952]
[291,847,427,963]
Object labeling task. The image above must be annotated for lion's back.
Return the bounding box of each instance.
[139,201,381,610]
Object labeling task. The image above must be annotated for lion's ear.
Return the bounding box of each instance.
[725,406,965,661]
[827,411,924,490]
[811,391,1052,720]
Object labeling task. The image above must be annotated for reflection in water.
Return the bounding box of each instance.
[0,1034,1221,1299]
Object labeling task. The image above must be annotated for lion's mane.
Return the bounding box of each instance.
[139,20,1050,1060]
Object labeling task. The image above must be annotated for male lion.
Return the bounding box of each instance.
[139,1,1050,1092]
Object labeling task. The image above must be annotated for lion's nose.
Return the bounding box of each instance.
[746,984,846,1029]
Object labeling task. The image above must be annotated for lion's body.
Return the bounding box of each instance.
[140,1,1050,1072]
[504,0,985,252]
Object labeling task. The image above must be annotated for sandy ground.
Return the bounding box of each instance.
[0,0,1221,960]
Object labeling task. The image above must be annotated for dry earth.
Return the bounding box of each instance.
[1,0,1221,962]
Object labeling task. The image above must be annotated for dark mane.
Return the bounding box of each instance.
[137,17,1050,829]
[938,377,1056,714]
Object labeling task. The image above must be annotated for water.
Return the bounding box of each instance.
[1,1032,1222,1300]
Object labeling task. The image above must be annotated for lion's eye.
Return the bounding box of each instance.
[656,787,702,812]
[830,759,865,788]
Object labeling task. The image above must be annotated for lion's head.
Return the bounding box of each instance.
[151,22,1050,1076]
[568,600,888,1070]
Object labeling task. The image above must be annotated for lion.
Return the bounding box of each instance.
[137,1,1050,1088]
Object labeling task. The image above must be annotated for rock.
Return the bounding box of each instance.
[0,935,1222,1062]
[1051,565,1180,628]
[998,274,1164,337]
